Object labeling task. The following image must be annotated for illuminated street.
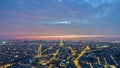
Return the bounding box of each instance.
[0,40,120,68]
[0,0,120,68]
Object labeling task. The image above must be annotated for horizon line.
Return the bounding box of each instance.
[10,35,120,39]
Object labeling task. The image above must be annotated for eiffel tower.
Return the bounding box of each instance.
[59,39,64,47]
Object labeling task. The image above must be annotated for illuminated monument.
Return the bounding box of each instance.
[59,39,64,47]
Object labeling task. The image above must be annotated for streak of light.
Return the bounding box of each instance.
[97,57,101,65]
[110,55,118,66]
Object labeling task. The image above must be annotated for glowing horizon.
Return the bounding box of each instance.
[10,35,120,40]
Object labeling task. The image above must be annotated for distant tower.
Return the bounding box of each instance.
[86,45,90,50]
[59,39,64,47]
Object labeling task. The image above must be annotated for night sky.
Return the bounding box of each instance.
[0,0,120,40]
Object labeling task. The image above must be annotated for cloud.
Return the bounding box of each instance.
[39,21,71,26]
[0,10,60,21]
[95,7,109,19]
[57,0,119,7]
[54,21,71,24]
[84,0,115,7]
[58,0,63,3]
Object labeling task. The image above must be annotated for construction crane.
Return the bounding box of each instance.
[73,45,90,68]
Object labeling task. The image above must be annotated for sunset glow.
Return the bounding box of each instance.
[0,0,120,40]
[10,35,120,40]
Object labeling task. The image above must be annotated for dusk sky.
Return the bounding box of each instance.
[0,0,120,40]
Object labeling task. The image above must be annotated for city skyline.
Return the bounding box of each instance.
[0,0,120,40]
